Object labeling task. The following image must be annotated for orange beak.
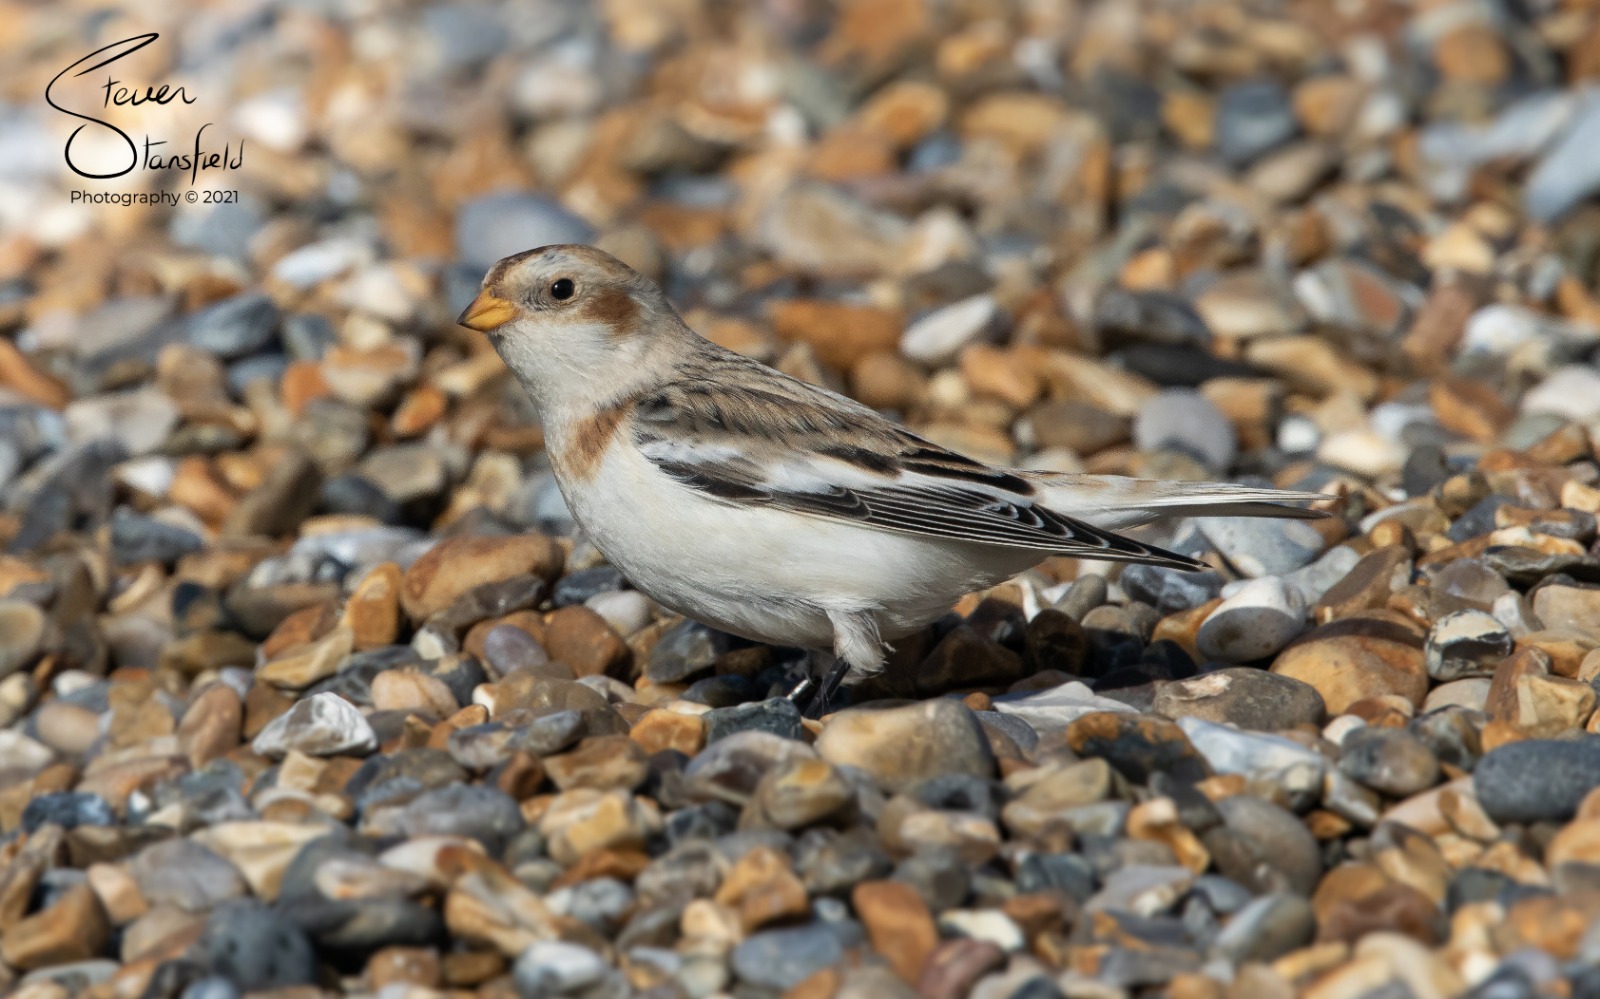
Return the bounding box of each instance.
[457,290,519,332]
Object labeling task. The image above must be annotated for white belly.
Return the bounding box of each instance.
[557,442,1036,649]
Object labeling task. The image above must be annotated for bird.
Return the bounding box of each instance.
[458,244,1328,713]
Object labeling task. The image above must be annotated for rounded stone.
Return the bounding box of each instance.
[1474,738,1600,824]
[1207,795,1322,896]
[1196,577,1306,663]
[1152,668,1325,729]
[1271,625,1428,714]
[815,700,996,793]
[512,940,608,999]
[1338,727,1441,797]
[1135,389,1238,471]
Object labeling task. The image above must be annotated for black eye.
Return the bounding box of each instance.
[550,278,575,301]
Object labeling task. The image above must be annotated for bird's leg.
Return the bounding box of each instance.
[799,609,883,720]
[785,670,815,705]
[806,654,852,719]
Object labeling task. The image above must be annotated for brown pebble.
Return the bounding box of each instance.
[852,880,938,983]
[0,882,110,970]
[541,605,630,679]
[400,534,563,621]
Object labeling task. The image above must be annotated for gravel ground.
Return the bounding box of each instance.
[5,1,1600,997]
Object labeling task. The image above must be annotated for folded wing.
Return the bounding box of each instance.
[627,369,1212,570]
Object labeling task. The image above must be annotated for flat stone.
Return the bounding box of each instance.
[731,923,851,991]
[1063,711,1206,784]
[511,940,608,999]
[251,692,377,758]
[853,880,938,982]
[1135,389,1237,471]
[1153,668,1324,729]
[0,883,109,971]
[815,700,995,792]
[401,534,563,621]
[705,697,805,744]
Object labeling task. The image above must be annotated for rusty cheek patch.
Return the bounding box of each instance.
[554,403,630,483]
[580,287,641,333]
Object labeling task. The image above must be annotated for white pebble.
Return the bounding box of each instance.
[1196,576,1305,663]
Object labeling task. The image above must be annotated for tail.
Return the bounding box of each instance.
[1020,472,1332,532]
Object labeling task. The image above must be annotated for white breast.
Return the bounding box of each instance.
[556,441,1037,649]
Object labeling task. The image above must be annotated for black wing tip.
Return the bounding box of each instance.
[1071,541,1210,572]
[1051,514,1211,571]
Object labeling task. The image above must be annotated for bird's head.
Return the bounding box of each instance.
[459,244,675,410]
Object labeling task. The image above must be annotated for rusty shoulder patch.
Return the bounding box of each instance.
[554,401,631,483]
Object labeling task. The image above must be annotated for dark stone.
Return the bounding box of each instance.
[282,314,337,362]
[646,620,734,683]
[1402,445,1451,498]
[1015,852,1096,903]
[348,748,469,812]
[276,833,367,904]
[703,697,804,743]
[664,801,740,846]
[1093,289,1211,347]
[681,674,762,708]
[1215,79,1297,165]
[1063,711,1208,784]
[1024,609,1089,675]
[1474,738,1600,824]
[1120,565,1226,615]
[1447,495,1515,543]
[892,850,971,912]
[1115,343,1259,388]
[915,625,1026,695]
[422,653,488,708]
[393,783,524,852]
[279,895,443,953]
[910,774,1002,820]
[730,923,851,991]
[321,474,403,525]
[109,507,204,565]
[794,827,893,896]
[1445,867,1522,914]
[188,293,280,359]
[552,567,626,607]
[1153,667,1326,730]
[21,792,115,833]
[197,900,317,991]
[1205,795,1322,895]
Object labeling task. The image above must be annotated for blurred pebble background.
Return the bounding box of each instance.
[4,1,1600,997]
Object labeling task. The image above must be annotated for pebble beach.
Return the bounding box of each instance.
[6,1,1600,997]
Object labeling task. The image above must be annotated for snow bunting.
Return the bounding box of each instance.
[460,245,1327,709]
